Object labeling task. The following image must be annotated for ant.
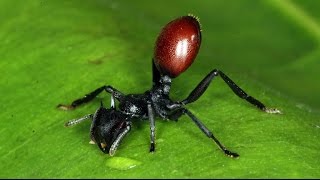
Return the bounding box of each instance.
[58,14,281,158]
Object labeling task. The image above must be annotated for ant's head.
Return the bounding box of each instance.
[90,97,131,156]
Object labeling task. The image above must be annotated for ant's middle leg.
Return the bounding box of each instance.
[180,69,281,114]
[57,85,124,110]
[147,104,156,153]
[167,107,239,158]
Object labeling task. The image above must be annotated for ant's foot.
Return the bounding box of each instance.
[57,104,75,110]
[149,143,155,153]
[265,107,282,114]
[224,150,239,158]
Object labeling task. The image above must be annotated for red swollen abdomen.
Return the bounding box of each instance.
[153,15,202,78]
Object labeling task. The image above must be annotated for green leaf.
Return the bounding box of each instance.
[1,0,319,178]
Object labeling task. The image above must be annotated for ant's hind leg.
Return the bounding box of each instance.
[57,85,124,110]
[167,108,184,121]
[181,69,281,114]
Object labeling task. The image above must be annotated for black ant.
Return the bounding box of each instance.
[58,14,281,158]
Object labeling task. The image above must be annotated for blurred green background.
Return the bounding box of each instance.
[0,0,319,178]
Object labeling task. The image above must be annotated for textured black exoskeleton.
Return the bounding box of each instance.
[58,15,281,158]
[58,61,281,158]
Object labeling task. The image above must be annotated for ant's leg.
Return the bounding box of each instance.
[181,69,281,114]
[182,108,239,158]
[147,104,156,152]
[167,106,238,157]
[64,114,93,127]
[167,108,184,121]
[57,85,124,110]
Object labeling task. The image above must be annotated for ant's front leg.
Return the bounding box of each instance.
[64,114,93,127]
[57,85,124,110]
[181,69,281,114]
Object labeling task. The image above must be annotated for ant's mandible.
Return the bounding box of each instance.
[58,14,281,158]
